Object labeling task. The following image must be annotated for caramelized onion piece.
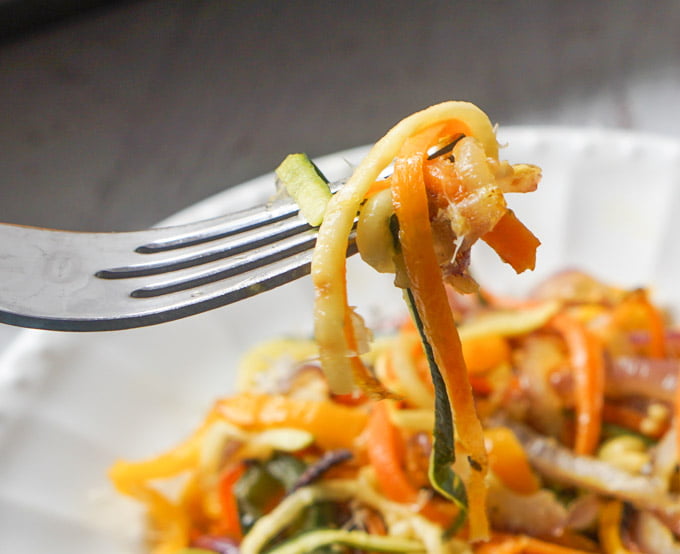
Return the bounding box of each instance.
[633,511,680,554]
[551,355,679,404]
[486,475,568,537]
[531,270,624,305]
[290,449,353,493]
[502,420,680,523]
[515,335,567,438]
[606,356,678,403]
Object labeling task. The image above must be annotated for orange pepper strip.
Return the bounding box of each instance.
[216,392,368,451]
[611,290,666,358]
[179,474,206,535]
[366,400,454,527]
[484,427,540,495]
[636,290,666,358]
[109,412,222,554]
[110,409,219,493]
[391,152,488,540]
[551,314,605,455]
[598,500,634,554]
[481,209,541,273]
[475,533,593,554]
[462,334,511,375]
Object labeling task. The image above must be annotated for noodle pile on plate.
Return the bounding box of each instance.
[110,102,680,553]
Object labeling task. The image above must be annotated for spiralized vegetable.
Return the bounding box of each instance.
[312,101,501,394]
[110,103,680,554]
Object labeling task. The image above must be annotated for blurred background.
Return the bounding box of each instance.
[2,0,680,233]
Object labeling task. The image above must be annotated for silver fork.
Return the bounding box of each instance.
[0,180,354,332]
[0,139,462,332]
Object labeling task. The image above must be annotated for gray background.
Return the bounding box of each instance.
[2,1,680,232]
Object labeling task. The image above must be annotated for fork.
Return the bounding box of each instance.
[0,180,354,332]
[0,139,462,332]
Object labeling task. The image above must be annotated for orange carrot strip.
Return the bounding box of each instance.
[179,473,207,535]
[475,533,594,554]
[391,152,488,540]
[469,374,494,396]
[362,507,389,536]
[366,400,454,527]
[399,120,471,158]
[216,463,246,540]
[366,400,418,502]
[216,393,368,451]
[551,314,605,455]
[364,179,392,198]
[482,209,541,273]
[484,427,540,495]
[409,338,436,392]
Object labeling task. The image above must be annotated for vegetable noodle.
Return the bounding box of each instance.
[109,103,680,553]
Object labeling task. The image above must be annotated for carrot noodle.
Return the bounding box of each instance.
[551,313,605,455]
[390,150,489,539]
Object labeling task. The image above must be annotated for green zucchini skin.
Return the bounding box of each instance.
[275,153,332,227]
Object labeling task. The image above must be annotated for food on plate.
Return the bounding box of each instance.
[110,268,680,553]
[110,101,542,552]
[110,103,679,552]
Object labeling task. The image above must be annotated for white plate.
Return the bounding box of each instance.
[1,127,680,553]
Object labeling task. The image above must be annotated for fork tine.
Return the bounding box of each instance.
[135,179,346,253]
[129,227,320,298]
[136,196,300,253]
[97,215,311,279]
[115,236,357,330]
[0,219,356,331]
[96,177,352,279]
